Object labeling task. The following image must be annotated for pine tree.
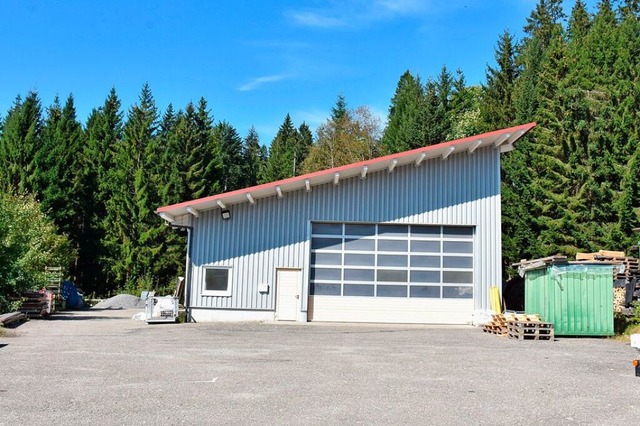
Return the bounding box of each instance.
[33,95,85,237]
[242,126,266,187]
[81,88,124,294]
[262,114,299,182]
[295,122,314,175]
[28,94,86,286]
[481,31,519,130]
[0,92,43,194]
[523,0,565,48]
[420,77,448,146]
[380,70,425,153]
[213,121,244,192]
[331,94,347,122]
[447,71,482,139]
[103,84,164,290]
[567,0,591,42]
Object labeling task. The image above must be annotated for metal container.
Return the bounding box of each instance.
[524,264,614,336]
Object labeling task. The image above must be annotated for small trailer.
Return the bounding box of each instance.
[145,296,179,323]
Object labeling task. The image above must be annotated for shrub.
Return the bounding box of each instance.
[0,192,74,312]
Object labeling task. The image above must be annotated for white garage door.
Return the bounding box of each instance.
[307,222,475,324]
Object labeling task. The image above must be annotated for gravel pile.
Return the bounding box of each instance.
[92,294,146,310]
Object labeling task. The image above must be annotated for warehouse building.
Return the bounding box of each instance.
[156,122,535,324]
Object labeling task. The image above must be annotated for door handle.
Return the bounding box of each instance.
[295,295,300,299]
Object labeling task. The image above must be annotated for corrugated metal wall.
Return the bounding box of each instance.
[188,146,501,314]
[524,265,614,335]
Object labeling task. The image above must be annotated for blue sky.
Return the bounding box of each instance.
[0,0,595,144]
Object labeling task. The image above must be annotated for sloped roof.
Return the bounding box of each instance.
[156,122,536,222]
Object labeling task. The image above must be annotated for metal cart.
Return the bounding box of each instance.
[145,296,179,323]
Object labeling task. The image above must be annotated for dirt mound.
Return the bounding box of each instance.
[92,294,145,310]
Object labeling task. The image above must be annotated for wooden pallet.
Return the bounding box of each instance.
[482,313,541,337]
[482,324,507,336]
[507,321,554,341]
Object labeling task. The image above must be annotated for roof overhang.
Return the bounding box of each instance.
[156,122,536,222]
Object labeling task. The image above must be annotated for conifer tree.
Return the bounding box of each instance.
[103,84,164,290]
[0,92,43,194]
[242,126,266,187]
[447,71,482,139]
[567,0,591,42]
[295,122,314,176]
[213,121,244,192]
[481,31,519,130]
[81,88,123,294]
[381,70,425,153]
[262,114,299,182]
[33,95,85,237]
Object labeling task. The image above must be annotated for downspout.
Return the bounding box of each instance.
[183,225,194,323]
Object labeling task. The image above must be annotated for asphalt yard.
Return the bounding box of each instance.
[1,309,639,425]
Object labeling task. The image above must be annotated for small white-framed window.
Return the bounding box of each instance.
[202,267,232,296]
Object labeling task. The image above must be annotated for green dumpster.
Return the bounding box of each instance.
[524,264,614,336]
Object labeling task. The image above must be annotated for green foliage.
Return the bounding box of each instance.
[302,102,381,173]
[214,121,244,192]
[0,193,74,312]
[381,67,470,154]
[80,88,123,294]
[33,95,85,243]
[3,0,640,295]
[480,31,518,131]
[495,0,640,277]
[262,114,307,182]
[380,70,425,153]
[242,126,267,187]
[0,92,43,194]
[102,83,166,291]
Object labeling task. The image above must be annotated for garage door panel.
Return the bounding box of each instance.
[308,296,473,324]
[309,223,474,324]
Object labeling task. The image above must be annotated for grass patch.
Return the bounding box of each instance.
[612,323,640,342]
[613,303,640,342]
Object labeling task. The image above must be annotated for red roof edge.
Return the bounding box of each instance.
[157,122,536,213]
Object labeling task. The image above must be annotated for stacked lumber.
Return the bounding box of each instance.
[575,250,625,261]
[18,291,53,317]
[483,312,541,336]
[575,250,638,279]
[512,256,568,273]
[576,249,640,307]
[0,312,26,327]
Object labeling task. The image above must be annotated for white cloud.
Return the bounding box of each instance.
[288,11,345,28]
[286,1,479,29]
[295,109,329,127]
[374,0,428,15]
[237,74,290,92]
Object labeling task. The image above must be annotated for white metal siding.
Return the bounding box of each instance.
[188,146,501,320]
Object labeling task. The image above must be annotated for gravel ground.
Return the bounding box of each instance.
[1,310,640,425]
[91,294,146,309]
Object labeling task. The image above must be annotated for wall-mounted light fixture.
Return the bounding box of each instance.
[221,209,231,220]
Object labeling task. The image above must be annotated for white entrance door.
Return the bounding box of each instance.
[276,269,301,321]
